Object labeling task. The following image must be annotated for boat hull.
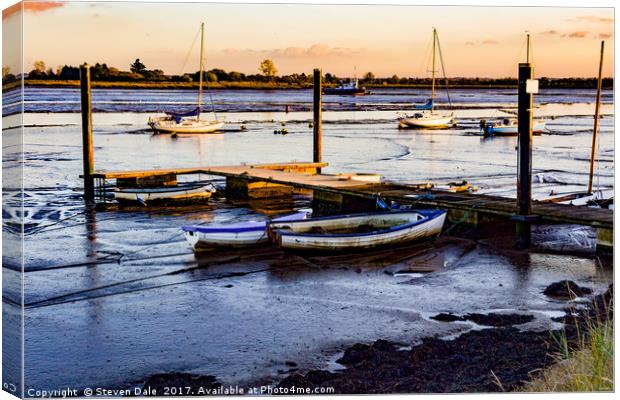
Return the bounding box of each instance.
[269,210,447,252]
[399,114,455,129]
[485,121,546,136]
[149,118,225,134]
[114,184,214,205]
[322,88,367,96]
[182,211,309,250]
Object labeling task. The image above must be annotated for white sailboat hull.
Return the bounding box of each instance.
[269,210,447,252]
[149,117,224,134]
[399,114,455,129]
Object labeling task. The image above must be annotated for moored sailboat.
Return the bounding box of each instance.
[148,22,224,134]
[398,28,456,129]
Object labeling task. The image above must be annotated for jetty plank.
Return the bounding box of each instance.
[92,162,613,230]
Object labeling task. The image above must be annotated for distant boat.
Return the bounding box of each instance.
[482,118,547,136]
[481,35,546,137]
[182,211,309,250]
[268,209,447,252]
[398,28,455,129]
[323,78,367,96]
[114,183,215,205]
[148,22,224,134]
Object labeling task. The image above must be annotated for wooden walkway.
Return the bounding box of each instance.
[93,162,613,230]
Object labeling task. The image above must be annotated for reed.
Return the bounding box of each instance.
[523,288,613,392]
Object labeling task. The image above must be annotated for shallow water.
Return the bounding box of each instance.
[1,87,614,393]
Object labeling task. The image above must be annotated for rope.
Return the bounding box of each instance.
[179,26,201,75]
[435,35,452,107]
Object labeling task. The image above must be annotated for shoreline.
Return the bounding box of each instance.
[3,80,614,92]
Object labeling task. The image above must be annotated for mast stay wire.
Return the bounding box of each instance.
[435,33,452,108]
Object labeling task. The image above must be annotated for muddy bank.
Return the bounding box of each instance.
[126,285,612,395]
[272,285,613,394]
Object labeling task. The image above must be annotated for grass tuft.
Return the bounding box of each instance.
[524,289,613,392]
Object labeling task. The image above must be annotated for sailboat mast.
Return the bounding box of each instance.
[197,22,205,119]
[526,33,530,63]
[587,41,605,194]
[431,28,436,109]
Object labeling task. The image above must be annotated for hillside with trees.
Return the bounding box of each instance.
[2,58,614,90]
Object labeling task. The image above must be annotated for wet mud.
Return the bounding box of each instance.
[271,286,613,394]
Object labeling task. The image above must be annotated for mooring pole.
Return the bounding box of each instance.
[80,64,95,202]
[313,68,322,174]
[516,62,533,248]
[587,41,605,194]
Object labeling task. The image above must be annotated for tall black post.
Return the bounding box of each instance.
[80,64,95,202]
[313,68,322,174]
[516,62,533,248]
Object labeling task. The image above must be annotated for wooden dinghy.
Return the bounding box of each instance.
[268,209,447,252]
[182,211,309,251]
[114,183,215,205]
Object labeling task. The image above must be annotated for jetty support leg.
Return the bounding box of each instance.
[312,190,377,216]
[313,68,322,174]
[516,62,533,249]
[80,64,95,202]
[596,227,613,256]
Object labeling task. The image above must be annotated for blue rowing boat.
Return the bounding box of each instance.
[182,211,309,250]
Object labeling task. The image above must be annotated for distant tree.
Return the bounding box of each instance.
[363,72,375,83]
[259,59,277,80]
[2,66,16,83]
[229,71,244,82]
[388,74,399,84]
[33,60,46,73]
[206,72,218,82]
[130,58,147,74]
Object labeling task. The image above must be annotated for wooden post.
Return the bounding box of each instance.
[587,41,605,194]
[313,68,322,174]
[80,64,95,202]
[516,62,533,248]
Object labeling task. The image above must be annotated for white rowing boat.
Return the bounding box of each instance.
[182,211,309,250]
[268,209,447,252]
[114,183,215,205]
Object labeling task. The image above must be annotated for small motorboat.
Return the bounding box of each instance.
[182,211,309,251]
[268,209,447,252]
[482,117,546,136]
[323,78,367,96]
[114,183,215,205]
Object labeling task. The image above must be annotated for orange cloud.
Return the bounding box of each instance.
[541,29,559,35]
[573,15,613,24]
[598,32,612,39]
[566,31,588,38]
[222,44,361,59]
[3,1,64,20]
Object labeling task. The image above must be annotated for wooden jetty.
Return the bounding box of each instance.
[90,161,613,254]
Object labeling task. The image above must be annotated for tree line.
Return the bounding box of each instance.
[2,58,613,89]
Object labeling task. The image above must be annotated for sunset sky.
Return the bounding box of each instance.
[2,1,615,78]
